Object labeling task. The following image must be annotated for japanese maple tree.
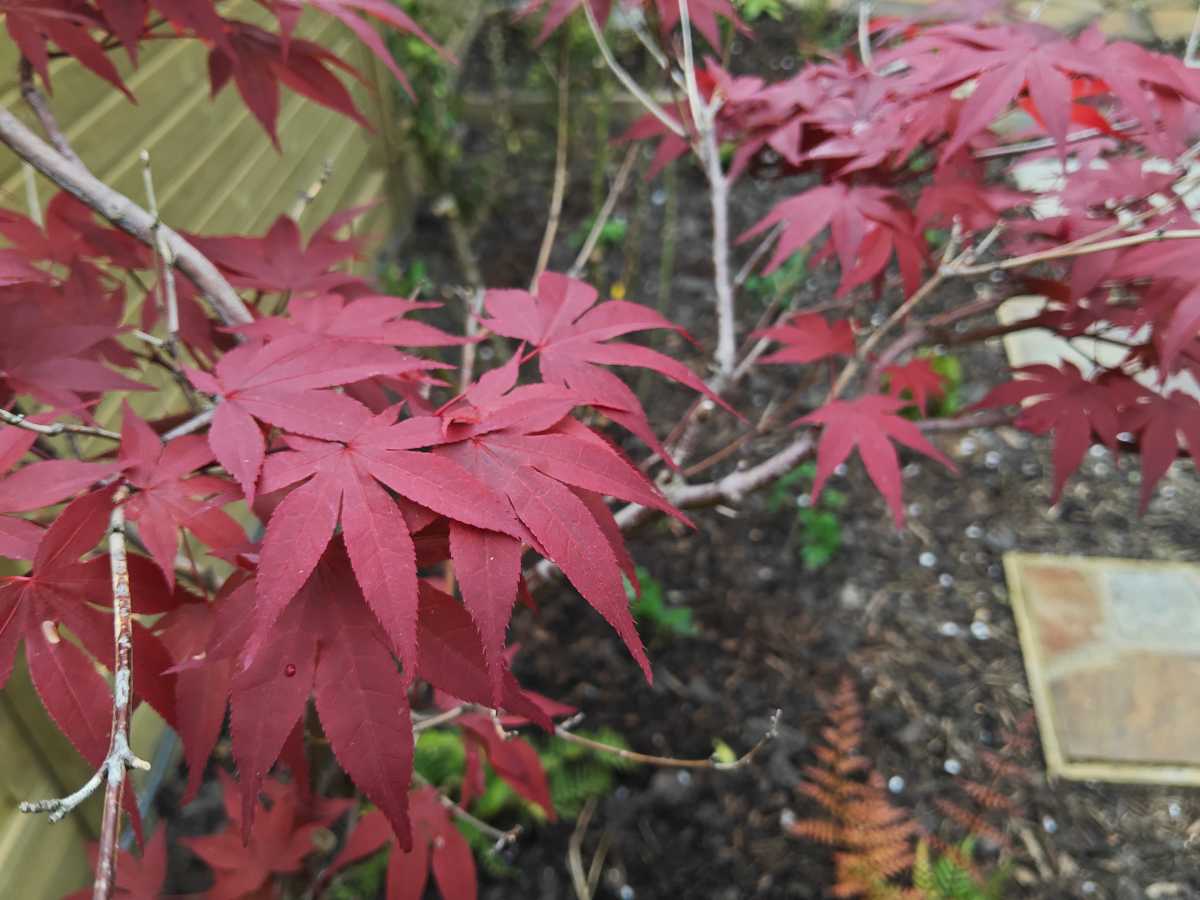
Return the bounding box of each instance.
[2,1,1200,898]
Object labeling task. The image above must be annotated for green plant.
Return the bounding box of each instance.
[744,249,808,308]
[570,214,629,253]
[913,839,1010,900]
[625,566,698,638]
[734,0,784,22]
[768,462,846,570]
[377,257,434,298]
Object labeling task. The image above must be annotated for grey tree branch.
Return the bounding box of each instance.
[0,106,253,327]
[0,408,120,441]
[583,1,685,138]
[532,43,570,288]
[568,144,639,278]
[20,487,151,900]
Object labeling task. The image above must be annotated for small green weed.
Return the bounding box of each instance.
[625,566,697,638]
[768,462,846,570]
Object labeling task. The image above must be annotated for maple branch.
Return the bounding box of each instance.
[0,409,120,441]
[412,705,467,732]
[1187,3,1200,69]
[20,487,150,900]
[947,227,1200,277]
[161,407,216,442]
[139,150,181,355]
[531,42,570,288]
[678,0,737,379]
[554,708,780,771]
[973,119,1139,159]
[18,57,83,169]
[411,772,522,849]
[568,143,639,278]
[858,1,874,68]
[0,106,253,327]
[583,0,685,139]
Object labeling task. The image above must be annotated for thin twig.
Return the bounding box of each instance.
[554,709,780,771]
[413,705,467,732]
[411,772,521,850]
[858,1,873,68]
[949,227,1200,277]
[568,798,598,900]
[162,407,215,442]
[18,57,84,168]
[139,150,180,354]
[290,159,333,220]
[0,106,252,326]
[0,409,121,441]
[973,120,1138,159]
[1187,1,1200,68]
[583,1,685,138]
[531,41,570,288]
[568,144,639,278]
[22,162,40,226]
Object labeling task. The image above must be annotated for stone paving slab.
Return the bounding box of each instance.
[1006,552,1200,784]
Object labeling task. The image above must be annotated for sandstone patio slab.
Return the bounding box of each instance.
[1005,552,1200,785]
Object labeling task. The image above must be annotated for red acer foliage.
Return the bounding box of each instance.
[184,772,351,900]
[883,359,946,416]
[801,397,956,526]
[326,797,476,900]
[6,1,1200,897]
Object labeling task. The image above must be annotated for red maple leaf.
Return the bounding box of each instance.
[155,590,236,804]
[184,771,344,900]
[741,183,926,296]
[207,21,372,145]
[188,214,366,295]
[427,356,687,692]
[185,335,435,501]
[520,0,740,49]
[975,363,1142,501]
[481,271,732,460]
[883,358,946,415]
[65,826,170,900]
[252,401,522,680]
[800,395,956,526]
[2,2,134,99]
[325,795,478,900]
[1122,389,1200,511]
[218,539,545,846]
[0,489,178,789]
[118,403,243,588]
[275,0,451,97]
[459,713,556,819]
[0,288,145,409]
[922,23,1084,161]
[232,292,466,348]
[0,448,121,560]
[754,313,855,365]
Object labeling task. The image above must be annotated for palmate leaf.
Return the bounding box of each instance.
[186,335,437,501]
[215,537,548,847]
[481,271,735,462]
[800,396,956,526]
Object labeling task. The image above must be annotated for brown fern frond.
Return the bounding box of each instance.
[789,678,924,899]
[933,798,1010,849]
[977,749,1030,782]
[788,819,841,844]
